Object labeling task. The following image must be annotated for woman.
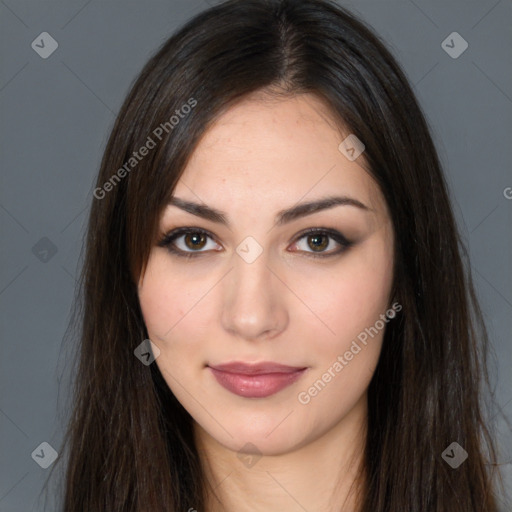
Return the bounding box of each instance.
[50,0,503,510]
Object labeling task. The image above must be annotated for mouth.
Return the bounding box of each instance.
[207,361,308,398]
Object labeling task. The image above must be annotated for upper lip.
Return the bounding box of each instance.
[208,361,306,375]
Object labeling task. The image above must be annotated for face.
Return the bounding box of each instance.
[138,92,395,456]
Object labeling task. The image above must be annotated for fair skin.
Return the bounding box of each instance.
[138,92,395,511]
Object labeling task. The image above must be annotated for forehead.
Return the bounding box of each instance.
[172,93,387,217]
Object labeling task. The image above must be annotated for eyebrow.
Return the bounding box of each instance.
[167,195,372,228]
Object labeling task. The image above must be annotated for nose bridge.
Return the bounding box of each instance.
[232,249,272,299]
[221,248,288,340]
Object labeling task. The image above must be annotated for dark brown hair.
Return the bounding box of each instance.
[45,0,504,510]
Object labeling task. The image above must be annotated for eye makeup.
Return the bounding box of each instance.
[157,226,355,260]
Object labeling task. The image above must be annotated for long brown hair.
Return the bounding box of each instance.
[44,0,504,510]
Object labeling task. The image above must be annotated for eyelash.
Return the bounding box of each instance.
[157,227,353,260]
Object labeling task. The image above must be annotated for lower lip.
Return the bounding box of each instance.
[208,367,307,398]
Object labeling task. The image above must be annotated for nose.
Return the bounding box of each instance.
[221,251,289,341]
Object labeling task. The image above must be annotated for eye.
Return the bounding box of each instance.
[157,228,221,258]
[289,228,352,258]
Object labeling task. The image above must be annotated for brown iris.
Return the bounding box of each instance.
[184,232,207,250]
[307,234,329,252]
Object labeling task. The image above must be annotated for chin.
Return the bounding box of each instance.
[198,410,315,457]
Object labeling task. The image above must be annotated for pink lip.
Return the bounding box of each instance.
[208,362,307,398]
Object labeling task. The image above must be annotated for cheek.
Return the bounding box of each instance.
[295,235,394,356]
[138,262,209,393]
[138,280,182,342]
[138,253,209,342]
[294,241,393,416]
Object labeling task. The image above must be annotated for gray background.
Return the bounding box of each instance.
[0,0,511,510]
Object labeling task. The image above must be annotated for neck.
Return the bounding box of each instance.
[194,394,368,512]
